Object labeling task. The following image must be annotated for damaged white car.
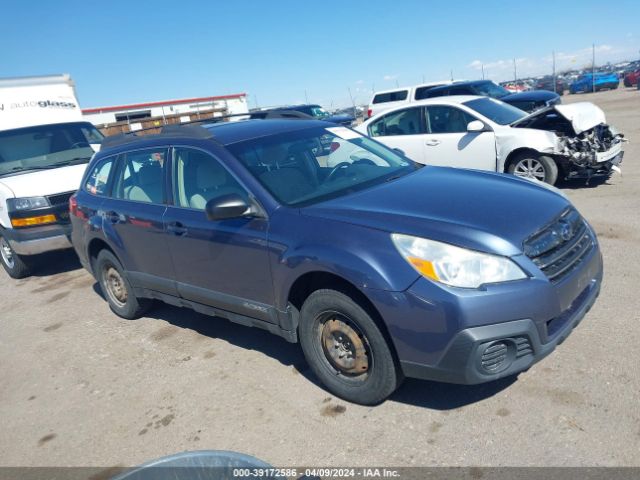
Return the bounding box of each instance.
[356,95,624,185]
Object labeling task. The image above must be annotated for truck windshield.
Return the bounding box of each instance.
[226,126,421,207]
[0,122,103,176]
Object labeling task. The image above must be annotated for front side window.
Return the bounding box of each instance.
[172,147,248,210]
[369,108,423,137]
[425,106,476,134]
[227,126,419,207]
[113,148,167,204]
[84,156,115,196]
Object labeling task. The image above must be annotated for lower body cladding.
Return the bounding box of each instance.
[1,223,72,255]
[365,244,603,385]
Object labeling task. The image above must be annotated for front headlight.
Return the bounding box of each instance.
[7,196,49,212]
[391,234,527,289]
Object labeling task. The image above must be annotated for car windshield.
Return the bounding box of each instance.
[309,106,330,118]
[227,126,420,207]
[463,97,527,125]
[0,122,103,176]
[473,81,511,99]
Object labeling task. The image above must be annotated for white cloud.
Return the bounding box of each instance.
[383,74,398,81]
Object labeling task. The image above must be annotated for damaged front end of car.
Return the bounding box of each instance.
[512,102,625,183]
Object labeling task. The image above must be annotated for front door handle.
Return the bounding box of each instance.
[105,211,121,224]
[166,221,187,236]
[425,139,441,146]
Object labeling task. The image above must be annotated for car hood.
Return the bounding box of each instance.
[501,90,558,102]
[0,163,86,197]
[302,167,570,256]
[325,114,355,125]
[510,101,606,134]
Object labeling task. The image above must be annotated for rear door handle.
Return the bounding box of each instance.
[425,139,441,146]
[166,221,187,236]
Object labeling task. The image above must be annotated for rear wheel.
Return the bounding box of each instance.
[508,153,558,185]
[0,234,31,279]
[299,289,401,405]
[96,249,152,319]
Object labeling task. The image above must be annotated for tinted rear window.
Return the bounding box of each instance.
[372,90,408,104]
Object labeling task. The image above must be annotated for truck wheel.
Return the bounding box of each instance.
[0,234,32,279]
[299,289,402,405]
[509,153,558,185]
[96,249,152,319]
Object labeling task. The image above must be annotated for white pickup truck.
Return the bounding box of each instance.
[0,74,103,278]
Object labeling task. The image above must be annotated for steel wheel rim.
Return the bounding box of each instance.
[0,237,15,269]
[318,312,370,380]
[102,265,128,307]
[513,158,546,181]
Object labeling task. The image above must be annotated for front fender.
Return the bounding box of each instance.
[496,129,560,170]
[267,211,420,311]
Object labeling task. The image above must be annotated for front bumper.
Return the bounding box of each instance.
[365,240,603,385]
[2,224,72,255]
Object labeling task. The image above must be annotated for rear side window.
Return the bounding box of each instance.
[112,148,167,204]
[84,156,114,196]
[372,90,408,104]
[425,106,476,134]
[369,108,424,137]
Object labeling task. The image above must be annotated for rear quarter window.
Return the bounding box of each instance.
[84,155,115,196]
[372,90,408,104]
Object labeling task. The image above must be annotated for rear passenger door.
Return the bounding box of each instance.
[104,147,178,296]
[163,146,274,322]
[367,107,427,163]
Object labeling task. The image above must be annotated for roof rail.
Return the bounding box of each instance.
[100,110,314,150]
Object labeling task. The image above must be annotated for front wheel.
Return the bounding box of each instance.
[96,249,152,319]
[508,153,558,185]
[299,289,402,405]
[0,234,32,279]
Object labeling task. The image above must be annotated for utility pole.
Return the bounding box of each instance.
[347,87,356,119]
[592,44,596,93]
[450,69,453,81]
[552,50,556,93]
[513,58,517,84]
[395,79,399,88]
[304,90,309,104]
[481,64,485,80]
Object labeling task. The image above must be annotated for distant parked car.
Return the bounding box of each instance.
[367,81,455,118]
[71,119,604,405]
[623,69,640,87]
[570,72,619,93]
[264,104,354,126]
[356,95,624,185]
[416,80,561,113]
[535,76,568,95]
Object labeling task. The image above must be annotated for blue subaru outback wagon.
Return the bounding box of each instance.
[70,119,603,405]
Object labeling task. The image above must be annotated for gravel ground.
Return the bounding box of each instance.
[0,86,639,469]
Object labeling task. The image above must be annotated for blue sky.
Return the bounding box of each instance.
[2,0,639,109]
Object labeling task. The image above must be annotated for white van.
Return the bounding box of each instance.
[367,80,460,119]
[0,74,103,278]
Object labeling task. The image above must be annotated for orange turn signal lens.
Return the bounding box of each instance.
[407,256,439,282]
[11,214,57,227]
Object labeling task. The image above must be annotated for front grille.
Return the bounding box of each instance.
[524,209,595,283]
[46,191,75,207]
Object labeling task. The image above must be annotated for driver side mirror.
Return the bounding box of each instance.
[205,194,251,221]
[392,147,405,156]
[466,120,487,132]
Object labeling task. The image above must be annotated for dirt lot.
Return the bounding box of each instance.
[1,87,639,469]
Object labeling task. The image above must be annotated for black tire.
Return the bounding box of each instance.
[298,289,402,405]
[508,152,559,185]
[95,249,152,319]
[0,233,32,279]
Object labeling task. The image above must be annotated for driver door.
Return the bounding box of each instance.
[422,105,497,171]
